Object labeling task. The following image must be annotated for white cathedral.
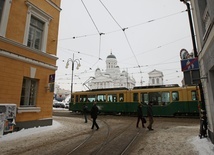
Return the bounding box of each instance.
[88,53,136,89]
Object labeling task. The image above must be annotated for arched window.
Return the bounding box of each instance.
[152,78,155,84]
[157,78,159,84]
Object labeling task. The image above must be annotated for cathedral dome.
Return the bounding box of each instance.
[96,68,100,71]
[95,68,101,76]
[107,54,116,59]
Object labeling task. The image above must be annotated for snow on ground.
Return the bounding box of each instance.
[0,120,62,141]
[0,114,214,155]
[190,136,214,155]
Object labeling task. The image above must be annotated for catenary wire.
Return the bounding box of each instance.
[59,9,187,41]
[99,0,142,74]
[80,0,103,62]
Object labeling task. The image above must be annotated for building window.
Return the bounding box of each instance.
[24,1,53,52]
[0,0,5,23]
[157,78,159,84]
[27,16,44,50]
[152,78,155,84]
[20,77,38,106]
[0,0,11,36]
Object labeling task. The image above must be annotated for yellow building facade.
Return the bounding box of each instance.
[0,0,61,130]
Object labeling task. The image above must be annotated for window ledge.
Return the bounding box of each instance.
[17,107,41,113]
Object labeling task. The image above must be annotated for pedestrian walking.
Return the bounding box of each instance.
[91,101,99,130]
[83,103,88,123]
[199,109,207,138]
[136,103,146,128]
[147,102,154,130]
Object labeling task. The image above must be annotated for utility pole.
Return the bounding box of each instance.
[180,0,206,110]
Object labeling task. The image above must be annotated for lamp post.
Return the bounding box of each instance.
[180,0,197,57]
[66,53,81,103]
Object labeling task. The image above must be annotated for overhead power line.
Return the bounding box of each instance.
[59,9,187,41]
[129,10,187,29]
[99,0,123,29]
[81,0,100,34]
[80,0,103,61]
[99,0,141,73]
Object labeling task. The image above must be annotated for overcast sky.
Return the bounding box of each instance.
[56,0,194,91]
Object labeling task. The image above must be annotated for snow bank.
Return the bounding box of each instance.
[0,120,61,141]
[190,136,214,155]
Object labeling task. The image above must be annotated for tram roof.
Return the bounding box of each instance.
[90,87,129,91]
[133,84,180,89]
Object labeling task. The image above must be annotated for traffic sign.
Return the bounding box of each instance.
[181,58,199,71]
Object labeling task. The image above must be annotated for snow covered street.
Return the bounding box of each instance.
[0,112,214,155]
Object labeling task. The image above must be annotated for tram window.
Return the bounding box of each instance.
[119,93,124,102]
[149,92,161,105]
[75,95,79,102]
[172,91,179,101]
[133,93,138,102]
[80,95,87,102]
[161,92,170,105]
[97,94,106,102]
[108,94,117,102]
[141,93,148,104]
[191,91,197,100]
[88,95,96,102]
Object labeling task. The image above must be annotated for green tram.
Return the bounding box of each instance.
[69,84,201,116]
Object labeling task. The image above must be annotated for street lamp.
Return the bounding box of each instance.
[180,0,197,57]
[66,53,81,103]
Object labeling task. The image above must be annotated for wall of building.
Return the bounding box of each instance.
[0,0,61,130]
[190,0,214,144]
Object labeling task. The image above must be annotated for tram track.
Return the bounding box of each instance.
[65,118,111,155]
[64,115,142,155]
[66,128,95,155]
[93,121,142,155]
[93,119,137,155]
[120,131,140,155]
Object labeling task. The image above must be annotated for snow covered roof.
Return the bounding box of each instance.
[148,69,163,75]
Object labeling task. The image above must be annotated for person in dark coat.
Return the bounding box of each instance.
[83,103,88,123]
[136,103,145,128]
[90,101,99,130]
[199,109,207,138]
[147,102,154,130]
